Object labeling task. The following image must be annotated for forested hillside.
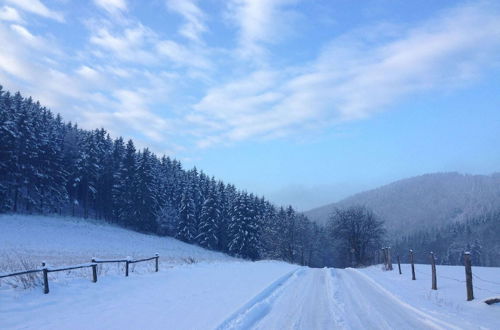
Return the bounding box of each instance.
[305,172,500,235]
[392,211,500,267]
[0,86,325,265]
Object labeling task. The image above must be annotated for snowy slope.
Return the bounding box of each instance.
[0,214,232,268]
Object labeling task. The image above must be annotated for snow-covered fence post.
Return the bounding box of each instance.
[464,252,474,301]
[155,253,159,272]
[430,252,437,290]
[387,247,393,271]
[91,258,98,283]
[397,255,402,274]
[409,249,416,280]
[42,262,49,294]
[125,258,130,277]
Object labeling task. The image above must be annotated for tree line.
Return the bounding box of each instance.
[391,211,500,267]
[0,86,335,264]
[0,86,392,267]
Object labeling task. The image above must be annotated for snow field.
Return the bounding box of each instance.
[357,264,500,329]
[0,214,232,268]
[1,261,298,329]
[0,214,233,292]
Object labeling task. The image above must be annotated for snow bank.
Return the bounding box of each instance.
[357,264,500,329]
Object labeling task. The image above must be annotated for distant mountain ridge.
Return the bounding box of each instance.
[304,172,500,235]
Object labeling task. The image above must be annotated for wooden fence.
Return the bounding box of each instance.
[379,247,500,303]
[0,253,159,294]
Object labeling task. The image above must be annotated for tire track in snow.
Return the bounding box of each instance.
[220,268,346,329]
[216,267,306,330]
[332,268,462,330]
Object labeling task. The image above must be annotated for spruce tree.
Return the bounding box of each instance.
[177,186,196,242]
[196,187,220,249]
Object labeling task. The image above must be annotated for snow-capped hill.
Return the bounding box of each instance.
[0,214,232,267]
[305,172,500,235]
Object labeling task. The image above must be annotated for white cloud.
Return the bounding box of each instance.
[10,24,33,40]
[89,24,158,64]
[0,6,23,22]
[94,0,127,14]
[2,0,500,156]
[166,0,206,42]
[76,65,100,81]
[156,40,210,69]
[88,17,212,70]
[191,2,500,147]
[5,0,63,22]
[227,0,299,59]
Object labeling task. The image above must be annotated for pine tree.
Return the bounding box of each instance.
[196,187,220,249]
[177,186,196,243]
[0,88,15,210]
[114,140,137,226]
[133,149,159,232]
[228,193,260,260]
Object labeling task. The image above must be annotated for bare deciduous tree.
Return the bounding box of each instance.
[329,206,385,267]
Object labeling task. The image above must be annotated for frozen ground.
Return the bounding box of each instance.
[1,215,500,329]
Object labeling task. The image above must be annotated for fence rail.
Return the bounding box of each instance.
[0,254,160,294]
[0,268,43,278]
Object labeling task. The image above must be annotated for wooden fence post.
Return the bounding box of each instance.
[410,249,416,280]
[430,252,437,290]
[387,247,393,271]
[155,253,159,272]
[464,252,474,301]
[42,262,49,294]
[91,259,98,283]
[382,248,387,270]
[125,260,129,277]
[397,255,402,274]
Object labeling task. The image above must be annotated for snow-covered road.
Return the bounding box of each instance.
[2,262,499,329]
[219,267,462,330]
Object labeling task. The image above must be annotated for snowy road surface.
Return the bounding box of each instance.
[218,268,462,330]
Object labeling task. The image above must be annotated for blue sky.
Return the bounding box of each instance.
[0,0,499,210]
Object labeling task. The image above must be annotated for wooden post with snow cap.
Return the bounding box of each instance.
[464,252,474,301]
[155,253,159,272]
[91,258,98,283]
[42,262,49,294]
[397,255,402,275]
[125,257,130,277]
[410,249,416,280]
[430,252,437,290]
